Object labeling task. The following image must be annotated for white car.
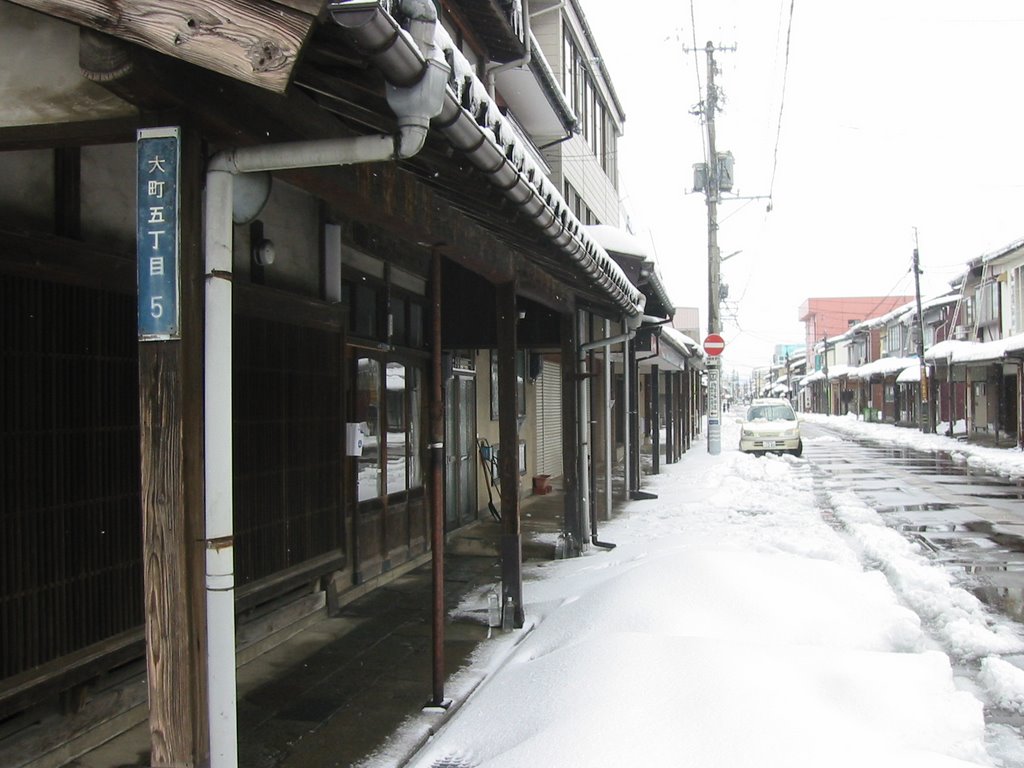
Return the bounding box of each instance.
[738,398,803,457]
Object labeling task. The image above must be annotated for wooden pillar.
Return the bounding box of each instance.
[496,282,523,627]
[675,371,684,456]
[651,365,661,473]
[665,370,675,464]
[561,310,581,547]
[139,127,209,767]
[682,368,691,451]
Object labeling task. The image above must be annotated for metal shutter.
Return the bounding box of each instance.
[535,359,563,477]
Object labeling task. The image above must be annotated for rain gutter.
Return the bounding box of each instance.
[329,0,643,318]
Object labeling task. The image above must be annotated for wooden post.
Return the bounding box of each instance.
[651,366,660,474]
[665,370,675,464]
[139,126,208,767]
[496,283,523,627]
[561,310,580,548]
[429,249,446,705]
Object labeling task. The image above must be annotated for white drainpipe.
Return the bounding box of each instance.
[202,2,449,764]
[487,0,532,98]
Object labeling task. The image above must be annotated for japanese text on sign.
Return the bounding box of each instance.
[137,127,180,340]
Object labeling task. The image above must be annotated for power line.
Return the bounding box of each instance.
[687,0,709,165]
[765,0,794,205]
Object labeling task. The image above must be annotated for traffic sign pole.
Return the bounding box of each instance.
[703,334,725,456]
[707,358,721,455]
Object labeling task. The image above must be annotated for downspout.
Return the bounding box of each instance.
[575,310,594,549]
[603,318,613,523]
[202,3,450,765]
[486,0,532,99]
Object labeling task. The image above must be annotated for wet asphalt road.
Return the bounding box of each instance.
[802,420,1024,625]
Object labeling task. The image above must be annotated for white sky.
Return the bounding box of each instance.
[360,416,1024,767]
[577,0,1024,373]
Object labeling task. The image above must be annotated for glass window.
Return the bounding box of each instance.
[355,357,382,501]
[563,31,574,110]
[353,282,378,338]
[386,362,407,493]
[977,281,999,325]
[490,349,527,420]
[409,303,424,348]
[356,356,424,501]
[409,367,423,489]
[392,296,407,346]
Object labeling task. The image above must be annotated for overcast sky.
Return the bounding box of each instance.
[581,0,1024,373]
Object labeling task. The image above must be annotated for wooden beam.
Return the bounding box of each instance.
[10,0,315,93]
[0,229,135,293]
[496,281,523,628]
[138,125,209,767]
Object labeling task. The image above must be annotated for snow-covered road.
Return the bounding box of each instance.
[364,416,1024,768]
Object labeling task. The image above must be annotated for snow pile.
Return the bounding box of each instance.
[828,490,1024,660]
[355,417,1024,768]
[980,657,1024,714]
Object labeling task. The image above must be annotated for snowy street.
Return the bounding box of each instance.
[365,415,1024,768]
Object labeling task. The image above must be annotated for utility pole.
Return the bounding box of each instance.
[821,335,830,415]
[693,40,735,455]
[912,229,932,433]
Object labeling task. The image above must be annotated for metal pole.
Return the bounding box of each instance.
[429,249,447,707]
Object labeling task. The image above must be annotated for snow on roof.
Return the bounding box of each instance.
[850,355,919,379]
[428,23,641,314]
[980,235,1024,265]
[584,224,650,259]
[660,325,703,357]
[800,370,826,385]
[825,364,854,380]
[925,333,1024,364]
[896,365,921,383]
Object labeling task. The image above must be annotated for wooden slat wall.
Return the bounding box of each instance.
[233,315,344,585]
[1,274,142,681]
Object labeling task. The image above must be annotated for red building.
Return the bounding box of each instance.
[799,296,916,367]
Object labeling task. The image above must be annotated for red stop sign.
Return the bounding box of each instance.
[703,333,725,356]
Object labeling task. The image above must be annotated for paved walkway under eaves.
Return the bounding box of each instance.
[65,490,569,768]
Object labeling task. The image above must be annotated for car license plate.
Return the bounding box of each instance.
[762,441,778,449]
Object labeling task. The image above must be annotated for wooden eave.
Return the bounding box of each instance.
[8,0,323,93]
[440,0,526,63]
[13,2,623,316]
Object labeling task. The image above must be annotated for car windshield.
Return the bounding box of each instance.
[746,404,795,422]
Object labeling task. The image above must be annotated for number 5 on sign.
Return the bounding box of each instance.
[137,127,180,340]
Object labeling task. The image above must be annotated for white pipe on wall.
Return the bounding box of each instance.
[204,168,238,768]
[604,318,613,518]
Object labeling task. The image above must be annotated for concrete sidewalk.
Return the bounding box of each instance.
[67,491,569,768]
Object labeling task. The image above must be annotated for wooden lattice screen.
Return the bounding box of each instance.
[233,315,345,585]
[1,274,142,681]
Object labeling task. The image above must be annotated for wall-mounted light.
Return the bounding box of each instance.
[252,238,276,266]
